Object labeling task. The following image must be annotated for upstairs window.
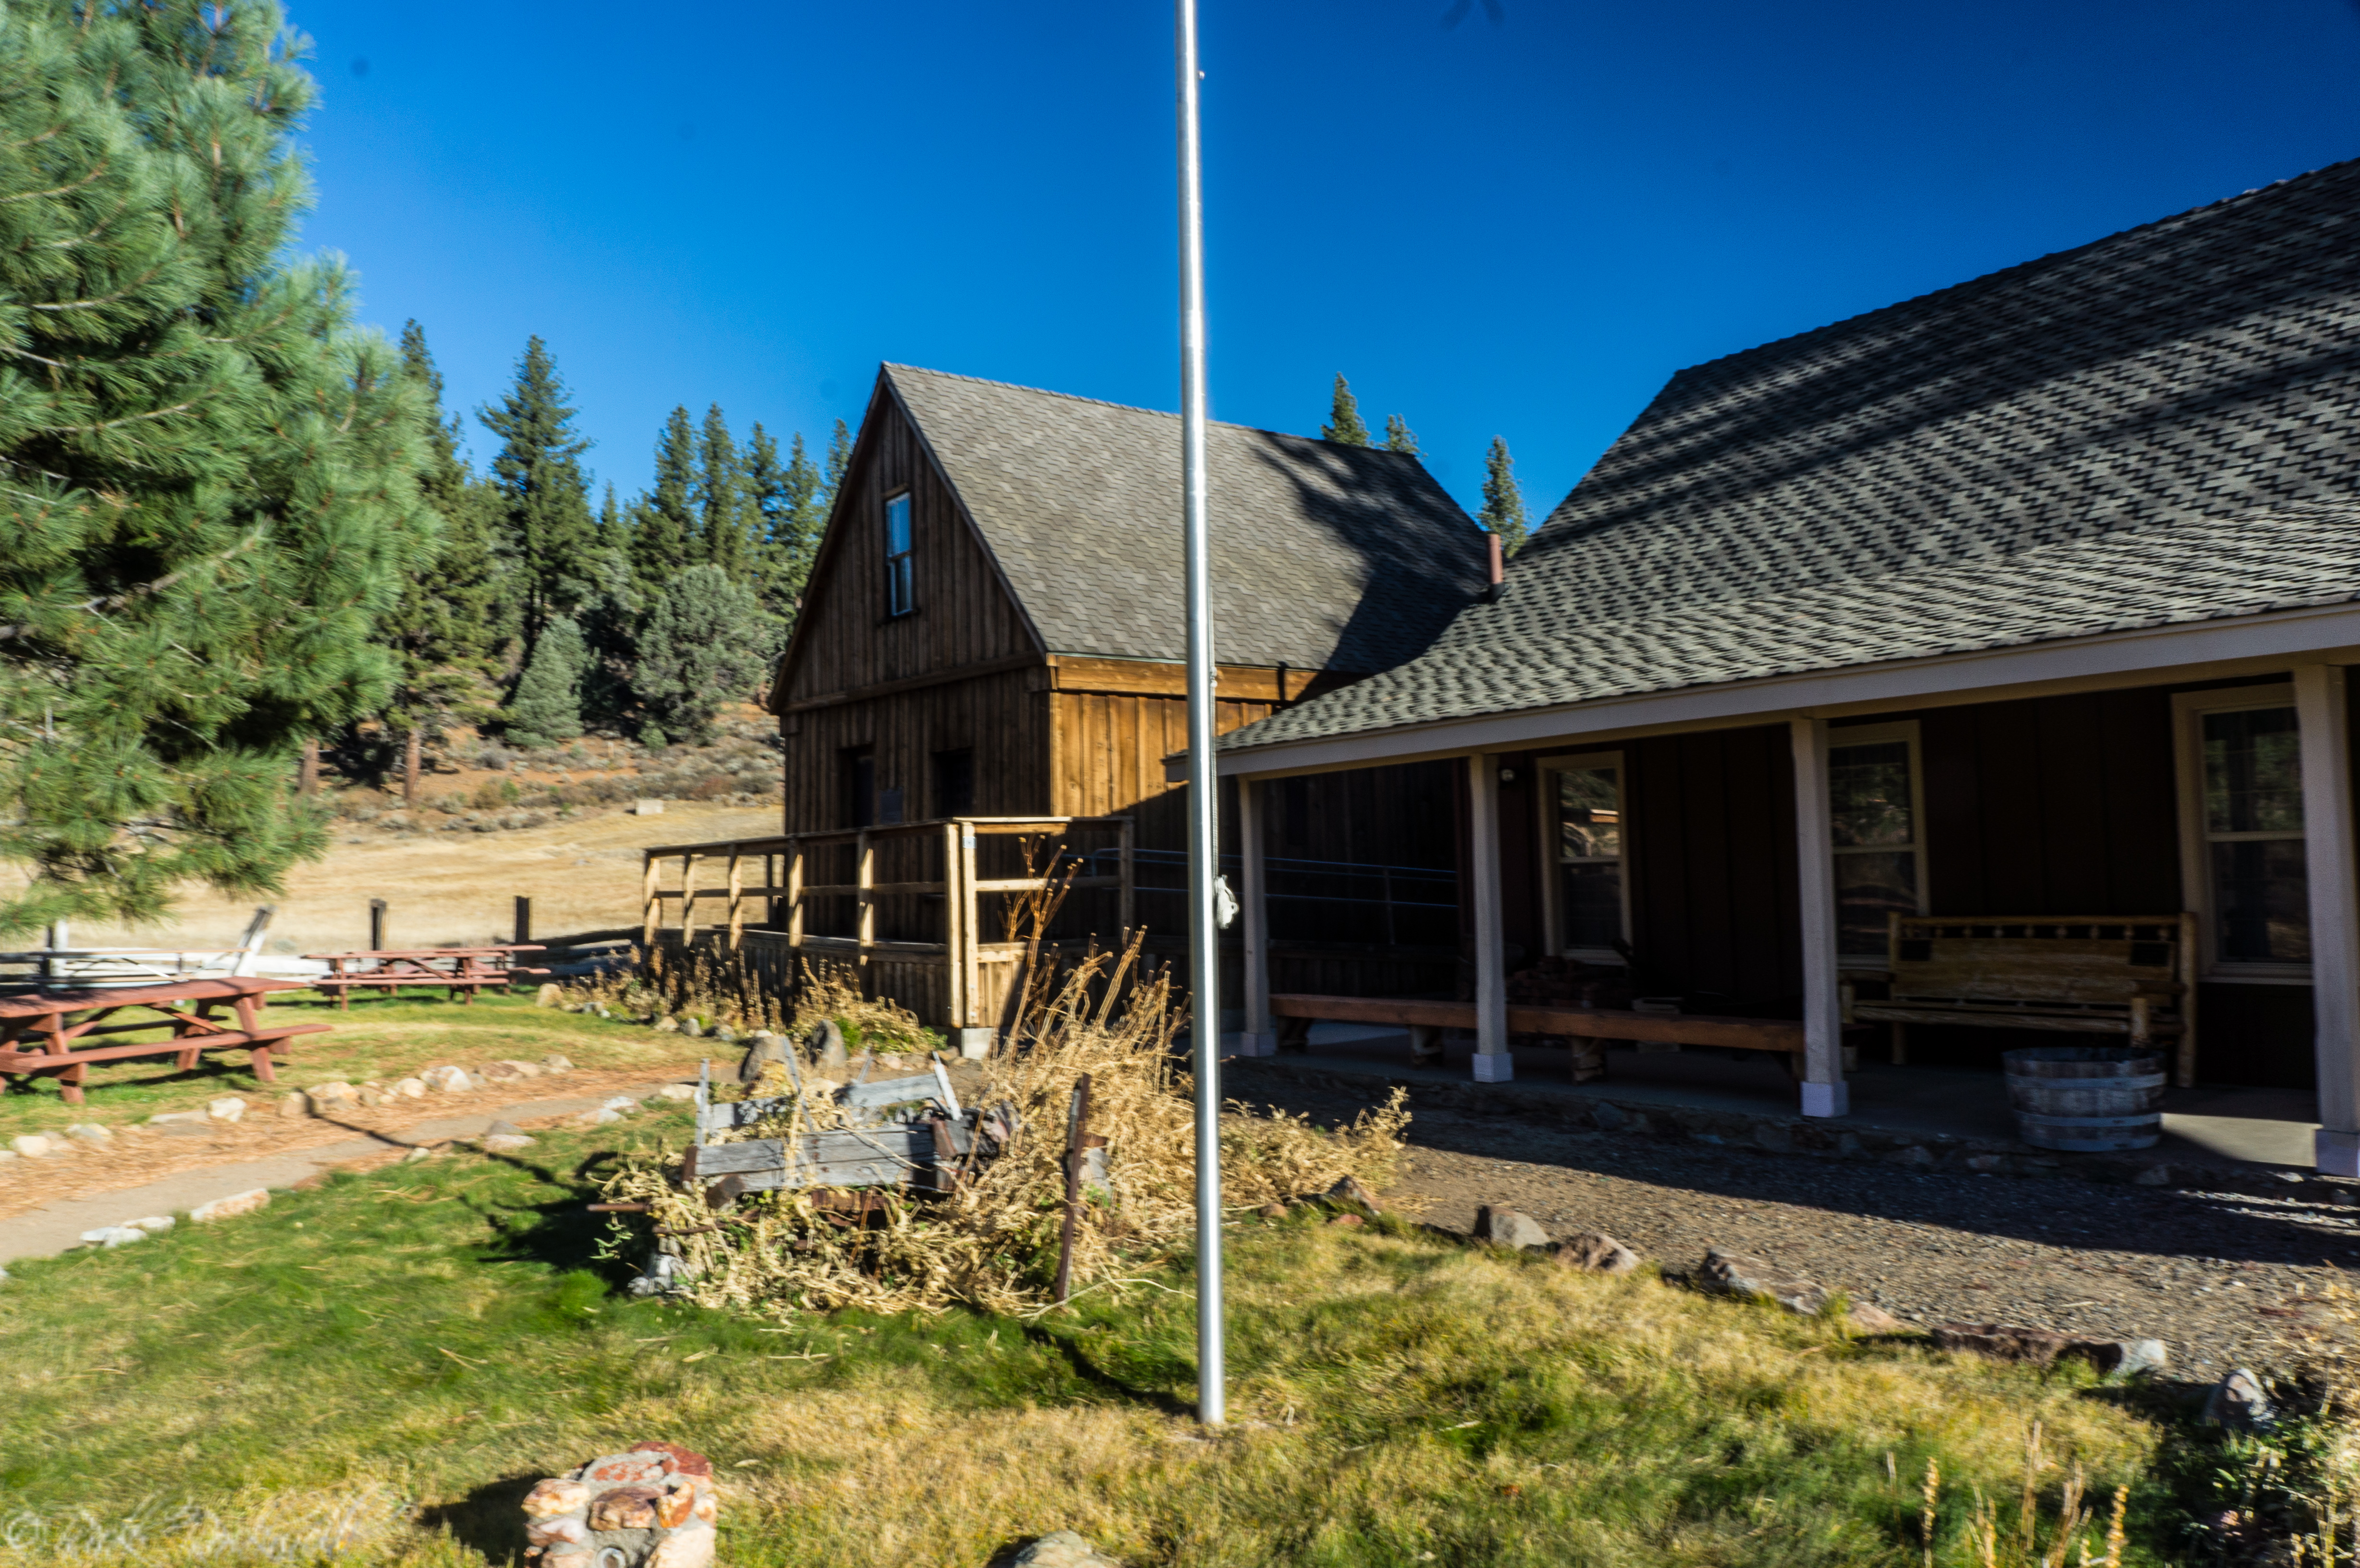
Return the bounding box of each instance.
[884,492,915,616]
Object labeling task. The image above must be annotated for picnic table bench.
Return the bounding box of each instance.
[301,947,547,1009]
[1268,993,1809,1079]
[0,977,328,1104]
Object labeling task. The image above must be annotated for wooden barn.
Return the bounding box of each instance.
[1210,157,2360,1170]
[638,365,1490,1035]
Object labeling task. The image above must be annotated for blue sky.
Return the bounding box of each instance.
[290,0,2360,519]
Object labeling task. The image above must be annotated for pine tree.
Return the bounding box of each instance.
[740,424,798,619]
[1383,415,1421,455]
[0,0,436,938]
[1479,436,1530,557]
[1322,375,1371,446]
[633,406,696,596]
[504,616,589,747]
[778,430,827,605]
[821,418,854,512]
[380,322,503,802]
[481,338,595,652]
[635,566,777,746]
[696,403,749,576]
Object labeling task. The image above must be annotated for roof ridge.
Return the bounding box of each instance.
[1666,156,2360,384]
[881,362,1428,455]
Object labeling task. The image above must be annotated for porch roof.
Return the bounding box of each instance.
[1221,156,2360,755]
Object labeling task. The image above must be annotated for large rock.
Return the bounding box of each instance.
[1845,1302,1910,1335]
[737,1031,789,1085]
[1324,1175,1380,1213]
[1550,1232,1639,1274]
[1011,1531,1122,1568]
[80,1225,147,1247]
[391,1077,428,1098]
[1475,1204,1552,1250]
[10,1134,53,1158]
[525,1443,717,1568]
[207,1096,247,1122]
[481,1059,542,1083]
[810,1017,848,1067]
[2205,1368,2275,1430]
[535,983,565,1007]
[65,1123,112,1146]
[541,1054,575,1074]
[305,1082,361,1115]
[481,1119,536,1152]
[1698,1248,1831,1315]
[658,1082,699,1101]
[419,1064,476,1093]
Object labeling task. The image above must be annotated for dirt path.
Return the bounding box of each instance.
[1248,1078,2357,1382]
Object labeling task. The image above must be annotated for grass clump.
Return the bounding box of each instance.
[604,939,1408,1317]
[0,1096,2181,1567]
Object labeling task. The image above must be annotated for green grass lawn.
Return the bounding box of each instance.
[0,1088,2240,1568]
[0,993,703,1139]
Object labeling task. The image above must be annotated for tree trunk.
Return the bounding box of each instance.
[298,737,319,797]
[403,728,422,808]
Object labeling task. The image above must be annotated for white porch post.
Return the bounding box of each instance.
[2297,665,2360,1174]
[1789,717,1849,1117]
[1237,777,1275,1056]
[1469,753,1512,1081]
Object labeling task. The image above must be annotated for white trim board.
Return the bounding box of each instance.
[1202,600,2360,781]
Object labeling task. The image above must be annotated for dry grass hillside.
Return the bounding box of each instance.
[26,708,787,955]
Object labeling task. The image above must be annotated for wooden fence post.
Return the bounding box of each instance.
[725,848,746,951]
[640,854,661,947]
[679,853,701,947]
[856,831,874,981]
[368,898,386,952]
[513,896,531,945]
[787,839,806,950]
[1054,1073,1093,1304]
[943,821,967,1029]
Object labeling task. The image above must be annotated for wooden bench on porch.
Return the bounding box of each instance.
[1267,993,1806,1079]
[1839,913,2197,1087]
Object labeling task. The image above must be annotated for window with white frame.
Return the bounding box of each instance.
[1539,751,1627,958]
[884,491,915,616]
[1828,721,1927,961]
[2175,686,2310,975]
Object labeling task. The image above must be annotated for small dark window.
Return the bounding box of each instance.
[934,747,975,818]
[884,492,915,616]
[877,786,904,824]
[841,747,875,828]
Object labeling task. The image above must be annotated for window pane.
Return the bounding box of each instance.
[1830,740,1913,848]
[1561,861,1622,949]
[2212,838,2311,963]
[885,494,912,556]
[1835,850,1916,956]
[2203,707,2303,834]
[1557,767,1620,859]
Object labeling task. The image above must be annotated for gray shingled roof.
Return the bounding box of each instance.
[885,365,1487,672]
[1226,158,2360,751]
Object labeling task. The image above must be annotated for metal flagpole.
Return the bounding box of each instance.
[1175,0,1224,1429]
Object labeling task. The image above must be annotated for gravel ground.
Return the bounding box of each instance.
[1239,1074,2360,1381]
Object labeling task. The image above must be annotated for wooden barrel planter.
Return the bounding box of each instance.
[2002,1046,2166,1152]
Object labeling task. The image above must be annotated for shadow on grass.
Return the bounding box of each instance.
[1018,1320,1194,1419]
[417,1471,541,1566]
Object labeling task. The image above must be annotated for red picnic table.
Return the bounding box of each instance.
[300,946,547,1010]
[0,977,328,1105]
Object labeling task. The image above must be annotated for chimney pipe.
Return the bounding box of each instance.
[1487,533,1504,591]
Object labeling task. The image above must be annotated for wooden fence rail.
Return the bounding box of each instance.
[638,816,1133,1036]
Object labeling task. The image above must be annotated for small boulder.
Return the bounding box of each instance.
[710,1025,738,1045]
[276,1091,310,1119]
[1550,1232,1639,1274]
[659,1082,699,1102]
[1699,1248,1831,1315]
[420,1064,476,1093]
[9,1135,52,1159]
[481,1119,536,1152]
[392,1077,428,1098]
[653,1016,680,1034]
[736,1031,789,1086]
[148,1111,209,1127]
[2205,1368,2275,1431]
[207,1095,247,1123]
[542,1054,574,1074]
[2090,1338,2170,1377]
[1845,1302,1910,1335]
[130,1215,174,1235]
[65,1123,112,1146]
[355,1083,389,1108]
[811,1017,848,1067]
[1930,1323,2076,1365]
[574,1107,625,1127]
[1324,1175,1380,1213]
[1475,1204,1552,1250]
[1011,1531,1122,1568]
[535,982,565,1007]
[80,1225,147,1248]
[602,1095,639,1114]
[402,1145,439,1163]
[305,1082,361,1115]
[1258,1202,1288,1219]
[190,1188,270,1223]
[1884,1144,1935,1168]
